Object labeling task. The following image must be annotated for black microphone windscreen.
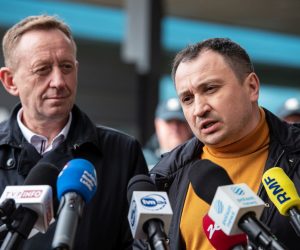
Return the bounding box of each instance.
[127,174,157,202]
[24,162,60,212]
[188,159,233,204]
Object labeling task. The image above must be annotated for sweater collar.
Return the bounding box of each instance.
[204,108,269,158]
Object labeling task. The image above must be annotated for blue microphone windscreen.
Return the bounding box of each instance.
[57,159,97,203]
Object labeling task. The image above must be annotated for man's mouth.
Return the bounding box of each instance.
[201,120,216,129]
[47,95,67,99]
[203,122,215,129]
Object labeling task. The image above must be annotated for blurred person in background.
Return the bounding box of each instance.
[143,97,193,170]
[0,14,148,250]
[277,97,300,123]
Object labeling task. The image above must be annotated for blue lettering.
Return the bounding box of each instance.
[227,212,235,227]
[269,182,283,195]
[264,176,292,204]
[263,176,274,185]
[237,197,255,202]
[222,206,231,226]
[141,198,157,207]
[277,192,291,204]
[243,201,258,206]
[264,177,283,195]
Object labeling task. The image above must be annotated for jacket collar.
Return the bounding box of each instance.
[0,103,102,175]
[65,104,101,151]
[264,107,300,150]
[0,103,101,152]
[150,136,202,177]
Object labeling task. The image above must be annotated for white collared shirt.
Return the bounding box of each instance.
[17,108,72,155]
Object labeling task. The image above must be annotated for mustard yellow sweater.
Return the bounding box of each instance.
[180,108,269,250]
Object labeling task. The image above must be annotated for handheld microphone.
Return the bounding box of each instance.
[262,167,300,236]
[52,158,97,250]
[189,159,287,250]
[0,162,59,250]
[202,214,248,250]
[127,174,173,250]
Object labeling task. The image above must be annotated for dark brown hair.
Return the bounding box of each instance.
[171,38,254,83]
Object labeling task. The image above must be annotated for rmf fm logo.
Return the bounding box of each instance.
[263,176,291,204]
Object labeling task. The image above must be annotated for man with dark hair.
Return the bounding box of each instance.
[0,15,148,250]
[150,38,300,249]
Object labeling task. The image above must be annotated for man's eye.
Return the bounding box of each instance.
[35,66,51,75]
[60,64,74,74]
[182,96,193,104]
[205,85,218,93]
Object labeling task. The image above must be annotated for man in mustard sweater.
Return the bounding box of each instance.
[149,38,300,250]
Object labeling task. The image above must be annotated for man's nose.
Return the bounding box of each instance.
[50,67,66,88]
[193,97,209,117]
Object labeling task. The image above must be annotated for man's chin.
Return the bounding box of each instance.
[45,107,71,119]
[200,134,224,147]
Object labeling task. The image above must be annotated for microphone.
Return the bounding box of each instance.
[202,213,248,250]
[52,158,97,250]
[23,162,60,215]
[0,162,59,250]
[189,159,287,250]
[262,167,300,236]
[127,174,173,250]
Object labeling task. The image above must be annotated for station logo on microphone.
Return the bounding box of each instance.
[208,183,265,235]
[128,191,173,238]
[129,200,137,229]
[140,194,167,211]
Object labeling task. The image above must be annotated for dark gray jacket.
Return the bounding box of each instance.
[0,103,148,250]
[150,108,300,250]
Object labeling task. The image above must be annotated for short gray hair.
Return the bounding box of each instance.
[2,14,77,68]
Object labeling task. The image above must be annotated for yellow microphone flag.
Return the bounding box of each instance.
[262,167,300,216]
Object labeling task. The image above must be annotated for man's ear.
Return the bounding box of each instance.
[245,72,260,102]
[0,67,19,96]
